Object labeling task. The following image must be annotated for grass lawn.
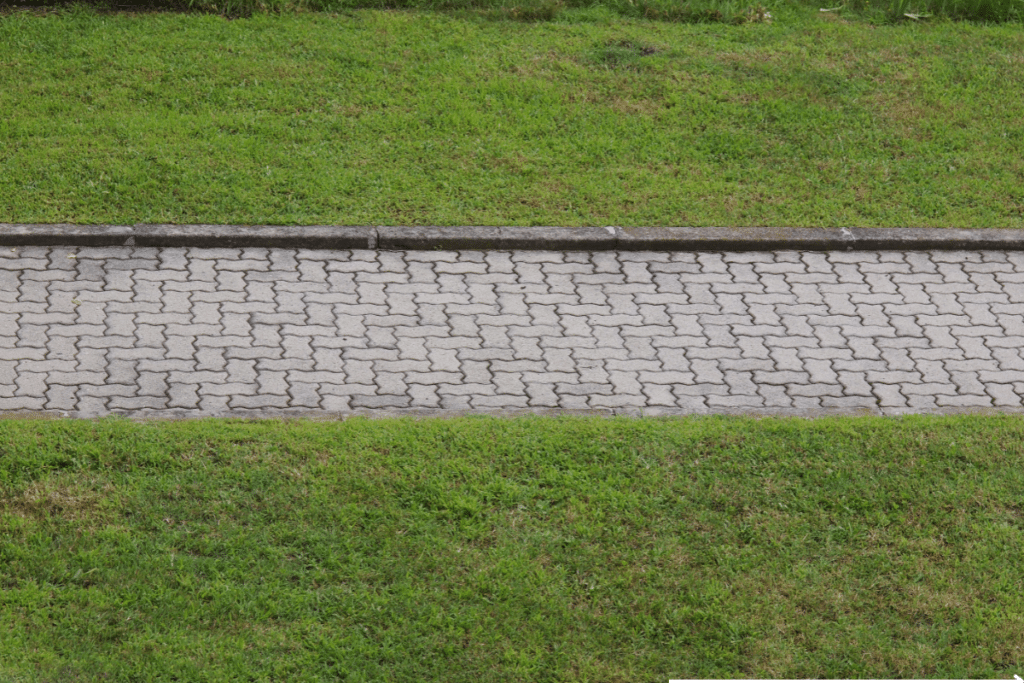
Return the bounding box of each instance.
[1,5,1023,228]
[1,415,1022,680]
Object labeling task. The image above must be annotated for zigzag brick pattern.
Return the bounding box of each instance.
[2,246,1024,416]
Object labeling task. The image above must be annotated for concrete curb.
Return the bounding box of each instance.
[2,224,1024,251]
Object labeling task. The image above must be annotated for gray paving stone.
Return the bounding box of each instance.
[0,396,46,410]
[405,384,439,407]
[525,382,560,406]
[350,395,408,408]
[284,382,319,408]
[168,384,201,409]
[138,358,192,374]
[821,396,879,411]
[935,394,993,407]
[318,382,375,397]
[991,349,1024,371]
[109,396,168,410]
[985,383,1021,405]
[200,382,258,397]
[45,385,78,411]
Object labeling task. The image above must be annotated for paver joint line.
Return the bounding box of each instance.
[2,245,1024,418]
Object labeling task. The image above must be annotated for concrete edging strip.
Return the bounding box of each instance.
[2,224,1024,251]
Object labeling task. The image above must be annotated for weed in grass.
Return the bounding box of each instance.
[588,38,663,70]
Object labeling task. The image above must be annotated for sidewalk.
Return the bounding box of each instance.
[2,244,1024,418]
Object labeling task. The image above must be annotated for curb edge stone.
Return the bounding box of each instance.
[2,224,1023,251]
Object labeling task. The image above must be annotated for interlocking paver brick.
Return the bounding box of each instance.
[110,396,168,410]
[168,384,200,408]
[936,394,992,407]
[45,385,78,411]
[985,383,1019,405]
[991,349,1024,370]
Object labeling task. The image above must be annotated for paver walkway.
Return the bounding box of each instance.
[2,245,1024,417]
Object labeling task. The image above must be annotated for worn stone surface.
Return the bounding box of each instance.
[3,246,1024,418]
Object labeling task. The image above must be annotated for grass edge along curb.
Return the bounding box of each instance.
[4,224,1024,251]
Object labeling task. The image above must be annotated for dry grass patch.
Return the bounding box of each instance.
[2,474,116,525]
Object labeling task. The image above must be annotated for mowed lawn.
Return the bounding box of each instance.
[1,415,1022,681]
[1,6,1023,228]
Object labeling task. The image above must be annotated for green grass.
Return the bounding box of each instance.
[1,6,1023,228]
[1,415,1023,680]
